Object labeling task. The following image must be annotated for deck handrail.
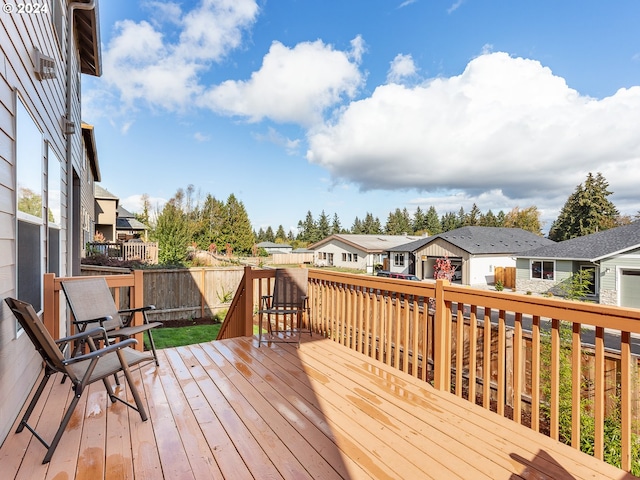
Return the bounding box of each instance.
[43,271,147,350]
[222,266,640,473]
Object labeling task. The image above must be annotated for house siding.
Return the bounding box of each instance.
[0,2,94,444]
[601,251,640,306]
[314,239,368,270]
[516,258,574,294]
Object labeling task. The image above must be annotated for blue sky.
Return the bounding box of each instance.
[84,0,640,234]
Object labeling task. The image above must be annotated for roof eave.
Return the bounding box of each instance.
[75,1,102,77]
[81,122,100,181]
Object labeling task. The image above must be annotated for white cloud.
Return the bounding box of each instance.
[100,0,259,111]
[387,54,418,84]
[201,38,364,126]
[193,132,211,142]
[447,0,465,14]
[252,127,301,154]
[306,52,640,211]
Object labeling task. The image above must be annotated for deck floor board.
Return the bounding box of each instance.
[0,335,631,479]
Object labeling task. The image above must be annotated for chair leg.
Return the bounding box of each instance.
[146,330,160,366]
[16,370,52,434]
[118,356,148,422]
[43,392,82,464]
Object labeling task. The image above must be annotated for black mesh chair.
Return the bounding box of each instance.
[5,297,150,464]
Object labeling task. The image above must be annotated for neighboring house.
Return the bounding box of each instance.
[117,205,149,241]
[515,220,640,307]
[257,241,293,255]
[94,184,118,241]
[80,122,101,257]
[309,234,422,273]
[0,0,102,445]
[389,227,554,286]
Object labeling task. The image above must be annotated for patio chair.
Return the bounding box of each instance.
[61,277,162,366]
[4,297,149,464]
[258,268,311,347]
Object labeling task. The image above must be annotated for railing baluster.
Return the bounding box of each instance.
[483,308,492,409]
[468,305,478,405]
[456,302,465,397]
[497,309,506,416]
[550,318,560,440]
[594,326,605,460]
[621,330,632,472]
[513,312,523,424]
[531,315,541,433]
[571,322,581,449]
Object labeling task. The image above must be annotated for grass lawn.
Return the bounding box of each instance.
[145,324,222,350]
[144,324,264,350]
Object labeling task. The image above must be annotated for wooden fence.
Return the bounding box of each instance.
[78,265,246,322]
[270,252,314,265]
[219,266,640,472]
[495,266,516,289]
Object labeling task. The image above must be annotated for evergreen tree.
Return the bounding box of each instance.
[504,206,542,235]
[192,194,224,250]
[222,194,255,254]
[425,206,442,235]
[385,208,412,234]
[351,216,363,234]
[362,212,382,234]
[275,225,287,241]
[467,203,482,226]
[441,212,458,232]
[480,209,498,227]
[297,210,318,243]
[264,226,275,242]
[496,210,506,226]
[152,198,192,265]
[256,228,265,242]
[317,210,331,239]
[413,206,427,234]
[331,213,342,234]
[548,172,619,241]
[457,207,467,227]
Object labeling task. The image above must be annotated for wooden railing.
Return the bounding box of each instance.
[221,266,640,473]
[43,271,147,351]
[86,241,159,264]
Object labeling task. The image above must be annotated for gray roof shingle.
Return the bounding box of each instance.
[517,221,640,261]
[389,226,554,254]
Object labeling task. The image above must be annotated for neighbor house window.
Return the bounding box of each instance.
[394,253,405,267]
[17,97,45,314]
[531,260,554,280]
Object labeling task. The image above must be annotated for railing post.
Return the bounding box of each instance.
[43,273,57,338]
[433,279,450,391]
[243,265,254,337]
[131,269,145,351]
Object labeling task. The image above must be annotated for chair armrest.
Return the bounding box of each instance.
[118,305,156,325]
[119,305,155,314]
[73,315,112,327]
[55,327,107,345]
[62,338,138,365]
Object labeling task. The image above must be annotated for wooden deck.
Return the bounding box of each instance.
[0,335,632,480]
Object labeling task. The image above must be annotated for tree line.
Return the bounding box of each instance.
[139,172,634,264]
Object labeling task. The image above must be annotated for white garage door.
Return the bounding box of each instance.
[620,270,640,308]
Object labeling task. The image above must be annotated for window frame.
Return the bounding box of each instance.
[530,259,555,281]
[16,95,45,318]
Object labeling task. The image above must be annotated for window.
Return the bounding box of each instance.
[531,260,554,280]
[47,147,62,275]
[17,97,44,314]
[394,253,405,267]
